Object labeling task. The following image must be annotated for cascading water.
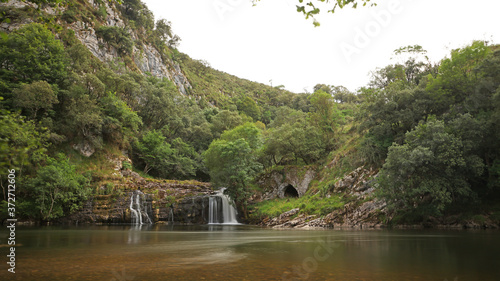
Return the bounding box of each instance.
[168,208,174,223]
[129,190,152,225]
[208,188,239,224]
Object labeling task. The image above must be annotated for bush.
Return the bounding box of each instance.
[95,26,134,55]
[26,154,92,221]
[62,8,77,23]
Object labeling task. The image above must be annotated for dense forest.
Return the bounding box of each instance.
[1,0,499,226]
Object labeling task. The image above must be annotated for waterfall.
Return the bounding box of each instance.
[129,190,152,225]
[168,208,174,223]
[208,188,239,224]
[129,194,139,224]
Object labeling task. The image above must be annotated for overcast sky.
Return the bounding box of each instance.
[142,0,500,93]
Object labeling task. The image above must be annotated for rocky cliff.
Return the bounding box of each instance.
[0,0,192,95]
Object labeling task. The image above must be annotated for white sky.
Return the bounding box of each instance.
[142,0,500,93]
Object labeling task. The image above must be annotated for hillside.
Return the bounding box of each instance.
[1,0,500,228]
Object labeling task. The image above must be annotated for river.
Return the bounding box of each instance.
[4,225,500,280]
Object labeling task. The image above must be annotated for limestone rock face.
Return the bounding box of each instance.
[133,44,192,95]
[72,141,96,157]
[0,1,35,32]
[1,0,192,96]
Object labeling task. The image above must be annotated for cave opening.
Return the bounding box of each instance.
[284,185,299,198]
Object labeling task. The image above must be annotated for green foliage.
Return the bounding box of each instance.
[308,90,344,150]
[100,91,142,146]
[62,28,104,74]
[204,124,264,216]
[62,4,78,23]
[122,160,132,170]
[377,118,483,217]
[177,53,297,112]
[134,130,173,175]
[220,122,263,150]
[12,81,59,119]
[95,26,134,55]
[426,41,490,115]
[96,4,108,20]
[0,109,49,173]
[1,2,498,226]
[0,23,67,87]
[370,45,435,89]
[236,96,261,121]
[25,153,91,221]
[359,86,433,166]
[150,19,181,50]
[134,130,197,179]
[263,120,325,166]
[61,88,103,148]
[210,110,244,138]
[165,195,176,206]
[121,0,154,32]
[250,194,344,220]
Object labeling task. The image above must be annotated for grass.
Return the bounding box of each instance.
[249,194,345,220]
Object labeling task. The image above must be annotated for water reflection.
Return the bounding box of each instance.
[127,224,153,244]
[9,226,500,281]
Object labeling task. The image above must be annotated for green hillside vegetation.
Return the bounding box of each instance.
[1,0,499,225]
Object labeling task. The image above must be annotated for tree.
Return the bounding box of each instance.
[155,19,173,40]
[100,91,142,147]
[62,89,103,148]
[137,79,177,129]
[12,81,59,119]
[236,96,262,121]
[134,130,197,179]
[210,110,243,138]
[135,130,174,175]
[268,106,306,128]
[426,41,490,115]
[0,109,49,199]
[0,23,67,85]
[121,0,154,31]
[220,122,263,150]
[203,123,264,217]
[308,90,343,151]
[331,85,358,103]
[263,120,325,166]
[26,154,91,221]
[313,84,332,95]
[369,45,437,89]
[377,118,483,218]
[95,26,134,55]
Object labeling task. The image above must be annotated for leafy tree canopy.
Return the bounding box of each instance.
[26,153,91,221]
[0,23,67,86]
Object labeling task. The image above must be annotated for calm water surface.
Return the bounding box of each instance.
[3,225,500,280]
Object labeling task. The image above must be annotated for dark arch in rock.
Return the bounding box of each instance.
[284,184,299,198]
